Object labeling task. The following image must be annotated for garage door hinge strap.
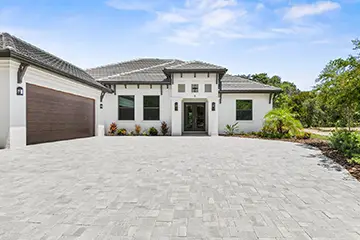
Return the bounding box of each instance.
[17,63,29,84]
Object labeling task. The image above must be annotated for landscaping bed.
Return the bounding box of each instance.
[232,134,360,181]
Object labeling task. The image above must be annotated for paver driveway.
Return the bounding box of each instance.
[0,137,360,240]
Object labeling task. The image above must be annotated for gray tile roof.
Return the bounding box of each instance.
[221,75,282,93]
[164,60,227,71]
[86,58,280,93]
[87,59,185,83]
[0,32,110,92]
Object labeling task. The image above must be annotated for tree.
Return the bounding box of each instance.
[316,40,360,130]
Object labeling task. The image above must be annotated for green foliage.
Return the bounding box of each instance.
[329,130,360,159]
[237,39,360,130]
[295,131,312,140]
[225,122,239,136]
[148,127,158,136]
[117,128,127,136]
[262,108,303,138]
[316,40,360,130]
[160,121,169,136]
[349,155,360,164]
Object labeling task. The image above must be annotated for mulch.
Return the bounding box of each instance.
[233,135,360,181]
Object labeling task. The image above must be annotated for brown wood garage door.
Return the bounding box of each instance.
[26,83,95,145]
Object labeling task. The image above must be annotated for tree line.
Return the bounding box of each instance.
[238,39,360,129]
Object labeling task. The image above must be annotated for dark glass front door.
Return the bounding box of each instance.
[184,103,206,132]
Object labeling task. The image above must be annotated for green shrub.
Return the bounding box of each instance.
[160,121,169,136]
[329,130,360,160]
[117,128,127,136]
[262,108,302,138]
[148,127,158,136]
[295,131,312,140]
[225,122,239,136]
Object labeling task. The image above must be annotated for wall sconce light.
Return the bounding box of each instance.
[175,102,178,111]
[17,87,24,96]
[212,102,216,111]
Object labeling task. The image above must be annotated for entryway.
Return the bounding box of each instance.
[183,103,206,133]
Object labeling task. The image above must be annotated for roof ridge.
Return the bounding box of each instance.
[98,60,177,81]
[86,58,177,71]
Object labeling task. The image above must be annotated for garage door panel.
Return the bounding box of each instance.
[26,84,95,145]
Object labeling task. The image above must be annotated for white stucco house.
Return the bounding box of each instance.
[0,32,281,149]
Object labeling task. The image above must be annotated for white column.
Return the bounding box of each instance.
[9,61,27,148]
[208,98,219,136]
[97,96,105,137]
[0,60,11,149]
[171,98,182,136]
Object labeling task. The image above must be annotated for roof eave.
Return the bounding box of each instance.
[0,49,112,93]
[220,89,282,94]
[97,80,171,85]
[163,68,228,77]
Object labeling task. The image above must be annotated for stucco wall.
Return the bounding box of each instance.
[0,59,10,149]
[4,59,103,149]
[171,73,219,135]
[218,93,272,134]
[102,84,171,134]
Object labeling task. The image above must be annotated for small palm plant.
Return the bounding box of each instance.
[225,122,239,136]
[262,108,302,138]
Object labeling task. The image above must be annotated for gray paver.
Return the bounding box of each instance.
[0,136,360,239]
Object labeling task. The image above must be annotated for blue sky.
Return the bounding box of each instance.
[1,0,359,90]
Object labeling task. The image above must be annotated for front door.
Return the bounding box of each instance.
[184,103,206,132]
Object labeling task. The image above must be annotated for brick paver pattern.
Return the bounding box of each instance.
[0,137,360,240]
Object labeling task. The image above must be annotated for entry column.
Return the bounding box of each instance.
[171,97,182,136]
[207,98,219,136]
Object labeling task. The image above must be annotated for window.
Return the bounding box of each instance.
[236,100,253,120]
[178,84,185,93]
[192,84,199,93]
[144,96,160,120]
[118,96,135,120]
[205,84,212,93]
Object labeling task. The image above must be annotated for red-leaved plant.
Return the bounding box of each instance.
[160,121,169,136]
[108,122,117,135]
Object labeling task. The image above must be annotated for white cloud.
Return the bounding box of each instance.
[201,9,240,28]
[185,0,237,9]
[284,1,340,20]
[156,12,189,23]
[109,0,337,46]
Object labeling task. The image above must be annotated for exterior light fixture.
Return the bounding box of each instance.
[17,87,24,96]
